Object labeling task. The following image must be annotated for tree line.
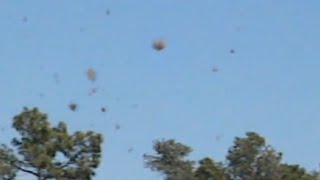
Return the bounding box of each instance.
[0,108,318,180]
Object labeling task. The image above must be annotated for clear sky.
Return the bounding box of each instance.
[1,0,320,179]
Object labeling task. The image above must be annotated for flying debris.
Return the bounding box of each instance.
[39,93,45,98]
[128,147,133,153]
[115,124,120,130]
[101,107,107,112]
[212,67,219,72]
[22,16,28,23]
[53,73,60,84]
[88,87,98,96]
[106,10,110,15]
[69,103,78,111]
[130,104,139,109]
[152,39,166,51]
[79,27,86,32]
[230,49,235,54]
[215,134,224,142]
[86,68,97,82]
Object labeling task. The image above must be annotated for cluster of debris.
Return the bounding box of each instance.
[19,7,239,155]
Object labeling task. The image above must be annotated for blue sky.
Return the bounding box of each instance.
[1,0,320,179]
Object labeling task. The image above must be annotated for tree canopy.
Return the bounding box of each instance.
[0,107,103,180]
[1,108,318,180]
[144,132,318,180]
[143,139,196,180]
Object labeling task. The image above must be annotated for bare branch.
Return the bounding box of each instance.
[12,163,38,177]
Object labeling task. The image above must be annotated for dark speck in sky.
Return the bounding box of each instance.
[215,134,224,141]
[152,39,166,51]
[79,27,86,32]
[86,68,97,82]
[130,104,139,109]
[101,107,107,112]
[212,67,219,72]
[39,93,45,98]
[128,147,133,153]
[22,16,28,22]
[115,124,120,130]
[53,73,60,84]
[89,87,98,96]
[69,103,77,111]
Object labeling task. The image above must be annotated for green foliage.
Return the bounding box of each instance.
[0,145,17,180]
[194,157,227,180]
[1,108,318,180]
[226,132,283,180]
[0,107,103,180]
[279,164,317,180]
[144,132,317,180]
[253,146,283,180]
[143,139,196,180]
